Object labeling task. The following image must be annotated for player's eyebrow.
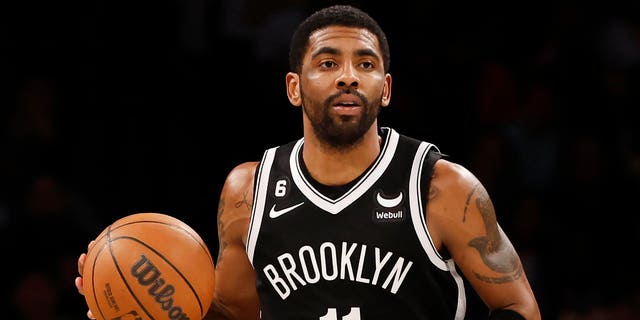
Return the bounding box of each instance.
[311,47,380,61]
[311,46,339,60]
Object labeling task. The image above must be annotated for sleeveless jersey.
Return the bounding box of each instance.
[246,127,467,320]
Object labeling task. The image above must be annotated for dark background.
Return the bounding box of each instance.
[1,0,639,319]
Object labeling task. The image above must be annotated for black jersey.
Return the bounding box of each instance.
[246,127,467,320]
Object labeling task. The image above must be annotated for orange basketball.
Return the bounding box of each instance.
[82,212,215,320]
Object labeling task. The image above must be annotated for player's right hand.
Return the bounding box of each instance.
[76,241,96,319]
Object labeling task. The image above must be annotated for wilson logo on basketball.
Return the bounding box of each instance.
[131,255,190,320]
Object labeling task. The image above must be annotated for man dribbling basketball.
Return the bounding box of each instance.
[76,4,541,319]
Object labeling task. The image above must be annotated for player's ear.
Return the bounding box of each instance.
[381,73,392,107]
[286,72,302,107]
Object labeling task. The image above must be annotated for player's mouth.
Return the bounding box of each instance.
[332,95,362,115]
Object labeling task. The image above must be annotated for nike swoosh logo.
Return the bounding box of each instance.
[376,192,403,208]
[269,202,305,218]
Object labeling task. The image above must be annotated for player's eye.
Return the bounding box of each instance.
[320,61,337,69]
[360,61,374,69]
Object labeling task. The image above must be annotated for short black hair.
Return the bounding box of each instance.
[288,5,390,74]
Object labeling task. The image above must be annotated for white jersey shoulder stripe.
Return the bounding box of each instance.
[409,141,447,270]
[246,146,279,263]
[409,142,467,319]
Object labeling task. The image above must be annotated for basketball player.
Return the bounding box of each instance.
[76,4,540,319]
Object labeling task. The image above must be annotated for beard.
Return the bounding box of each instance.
[301,87,381,151]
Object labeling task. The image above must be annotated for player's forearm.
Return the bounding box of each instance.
[203,300,236,320]
[204,296,261,320]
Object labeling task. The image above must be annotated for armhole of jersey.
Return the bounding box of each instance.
[419,147,443,208]
[412,146,467,319]
[409,142,449,271]
[246,147,277,265]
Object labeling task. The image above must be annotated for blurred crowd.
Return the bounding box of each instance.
[1,0,639,319]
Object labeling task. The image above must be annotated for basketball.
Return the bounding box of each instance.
[82,212,216,320]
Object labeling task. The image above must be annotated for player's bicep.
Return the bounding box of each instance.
[207,163,260,319]
[211,215,259,320]
[214,161,258,264]
[430,161,531,310]
[450,182,522,284]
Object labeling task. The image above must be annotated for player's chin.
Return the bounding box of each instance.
[332,114,362,127]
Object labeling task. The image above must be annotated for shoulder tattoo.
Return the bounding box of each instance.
[466,184,523,284]
[216,197,227,264]
[234,189,253,211]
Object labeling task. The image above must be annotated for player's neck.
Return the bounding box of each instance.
[302,127,381,186]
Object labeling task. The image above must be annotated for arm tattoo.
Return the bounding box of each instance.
[235,189,253,210]
[428,169,438,200]
[216,197,227,264]
[428,185,438,201]
[467,186,522,284]
[462,183,480,223]
[217,189,252,264]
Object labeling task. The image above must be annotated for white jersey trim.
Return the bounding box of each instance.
[409,142,467,318]
[409,141,448,271]
[290,127,400,215]
[448,259,467,320]
[246,147,277,263]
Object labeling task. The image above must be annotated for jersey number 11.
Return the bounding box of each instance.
[320,307,361,320]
